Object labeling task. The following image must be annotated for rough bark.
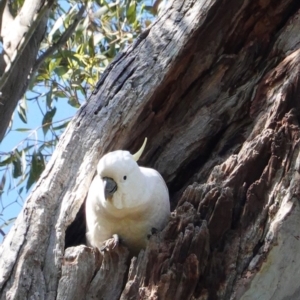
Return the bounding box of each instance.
[1,0,300,299]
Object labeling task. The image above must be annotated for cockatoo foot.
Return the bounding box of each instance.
[147,227,159,239]
[100,234,120,252]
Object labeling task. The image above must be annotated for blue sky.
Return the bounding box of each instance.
[0,98,78,240]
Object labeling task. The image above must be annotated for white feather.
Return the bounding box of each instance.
[85,149,170,253]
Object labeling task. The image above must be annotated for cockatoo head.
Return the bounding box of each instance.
[96,139,147,210]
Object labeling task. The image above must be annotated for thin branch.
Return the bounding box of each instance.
[31,5,86,76]
[36,96,45,117]
[9,116,72,151]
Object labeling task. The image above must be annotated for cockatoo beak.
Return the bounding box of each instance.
[103,177,117,200]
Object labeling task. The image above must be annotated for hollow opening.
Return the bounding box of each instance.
[65,202,87,249]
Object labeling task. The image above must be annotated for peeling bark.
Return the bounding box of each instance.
[1,0,300,299]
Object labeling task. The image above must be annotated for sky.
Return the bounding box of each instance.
[0,98,78,240]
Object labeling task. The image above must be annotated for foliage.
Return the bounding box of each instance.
[0,0,160,235]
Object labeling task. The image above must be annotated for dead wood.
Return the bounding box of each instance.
[1,0,300,299]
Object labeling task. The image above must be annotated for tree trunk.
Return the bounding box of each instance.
[1,0,300,299]
[0,0,54,142]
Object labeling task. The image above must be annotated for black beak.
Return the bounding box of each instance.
[103,177,117,200]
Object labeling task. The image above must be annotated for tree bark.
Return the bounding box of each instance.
[1,0,300,299]
[0,0,55,142]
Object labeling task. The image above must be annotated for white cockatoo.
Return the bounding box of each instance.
[85,138,170,254]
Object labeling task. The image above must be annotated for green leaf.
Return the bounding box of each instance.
[53,89,67,98]
[18,186,24,195]
[36,72,50,81]
[21,150,26,174]
[42,107,57,136]
[54,66,69,77]
[53,121,70,131]
[68,96,80,108]
[0,155,13,167]
[49,58,62,73]
[46,87,53,109]
[12,156,22,178]
[88,35,95,57]
[17,101,27,124]
[0,173,6,192]
[127,1,137,23]
[14,128,31,132]
[48,5,78,43]
[23,144,34,152]
[26,151,45,191]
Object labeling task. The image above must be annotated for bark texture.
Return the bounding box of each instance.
[0,0,54,142]
[1,0,300,299]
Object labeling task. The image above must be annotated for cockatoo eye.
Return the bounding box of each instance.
[123,175,127,180]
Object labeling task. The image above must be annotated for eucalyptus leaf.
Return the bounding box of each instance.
[26,151,45,191]
[0,173,6,192]
[12,157,22,178]
[53,121,70,131]
[17,104,27,124]
[42,107,57,136]
[0,155,13,167]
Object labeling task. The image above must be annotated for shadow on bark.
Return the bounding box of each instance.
[2,0,300,299]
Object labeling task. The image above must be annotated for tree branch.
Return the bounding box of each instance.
[0,0,11,38]
[0,0,55,142]
[31,5,86,77]
[0,0,54,91]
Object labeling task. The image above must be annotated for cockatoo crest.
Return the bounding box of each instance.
[86,138,170,253]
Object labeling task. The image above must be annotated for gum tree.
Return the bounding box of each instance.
[1,0,300,299]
